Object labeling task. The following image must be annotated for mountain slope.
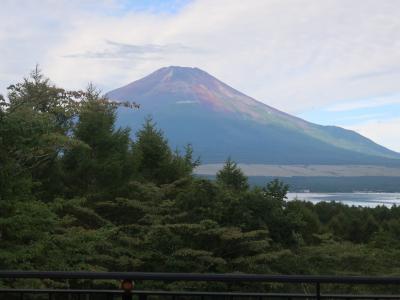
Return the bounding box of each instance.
[107,66,400,165]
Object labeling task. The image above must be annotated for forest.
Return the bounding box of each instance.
[2,69,400,292]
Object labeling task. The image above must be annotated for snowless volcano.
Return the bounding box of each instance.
[107,66,400,166]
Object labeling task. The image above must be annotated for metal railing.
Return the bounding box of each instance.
[1,271,400,299]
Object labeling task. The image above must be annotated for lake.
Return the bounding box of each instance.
[286,192,400,207]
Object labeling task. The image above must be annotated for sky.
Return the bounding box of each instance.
[1,0,399,151]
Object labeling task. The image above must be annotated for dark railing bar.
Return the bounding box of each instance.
[2,271,400,284]
[322,296,400,300]
[0,289,123,294]
[137,292,400,299]
[1,289,400,299]
[316,282,321,300]
[0,289,312,297]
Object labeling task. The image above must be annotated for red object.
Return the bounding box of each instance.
[121,279,134,291]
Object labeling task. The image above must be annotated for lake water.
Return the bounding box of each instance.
[286,192,400,207]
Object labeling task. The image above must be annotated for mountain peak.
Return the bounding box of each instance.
[107,66,304,124]
[109,65,265,114]
[149,66,215,84]
[157,65,202,72]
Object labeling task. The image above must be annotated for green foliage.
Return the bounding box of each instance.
[62,86,132,200]
[2,69,400,293]
[132,117,198,185]
[264,178,289,201]
[0,198,57,269]
[216,157,248,191]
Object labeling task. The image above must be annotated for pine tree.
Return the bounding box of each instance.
[62,86,132,200]
[216,157,248,191]
[264,178,289,201]
[0,67,81,201]
[132,118,197,185]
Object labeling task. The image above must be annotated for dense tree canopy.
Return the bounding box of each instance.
[1,70,400,293]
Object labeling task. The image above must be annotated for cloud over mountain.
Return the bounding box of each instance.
[1,0,400,150]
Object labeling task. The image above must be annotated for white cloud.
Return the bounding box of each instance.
[346,118,400,152]
[1,0,400,150]
[2,0,399,106]
[64,40,199,59]
[325,94,400,112]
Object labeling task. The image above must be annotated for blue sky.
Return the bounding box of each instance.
[1,0,399,151]
[119,0,191,13]
[300,93,400,126]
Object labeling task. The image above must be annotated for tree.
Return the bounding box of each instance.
[132,117,173,184]
[62,85,132,200]
[264,178,289,202]
[5,67,400,291]
[132,118,197,185]
[0,67,82,201]
[0,198,58,270]
[216,158,248,191]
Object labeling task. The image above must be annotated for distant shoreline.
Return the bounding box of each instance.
[195,164,400,177]
[196,173,400,193]
[287,192,400,208]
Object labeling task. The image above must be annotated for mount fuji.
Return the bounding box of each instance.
[107,66,400,169]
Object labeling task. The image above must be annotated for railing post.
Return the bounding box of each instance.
[138,295,147,300]
[122,292,133,300]
[121,279,134,300]
[316,282,321,300]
